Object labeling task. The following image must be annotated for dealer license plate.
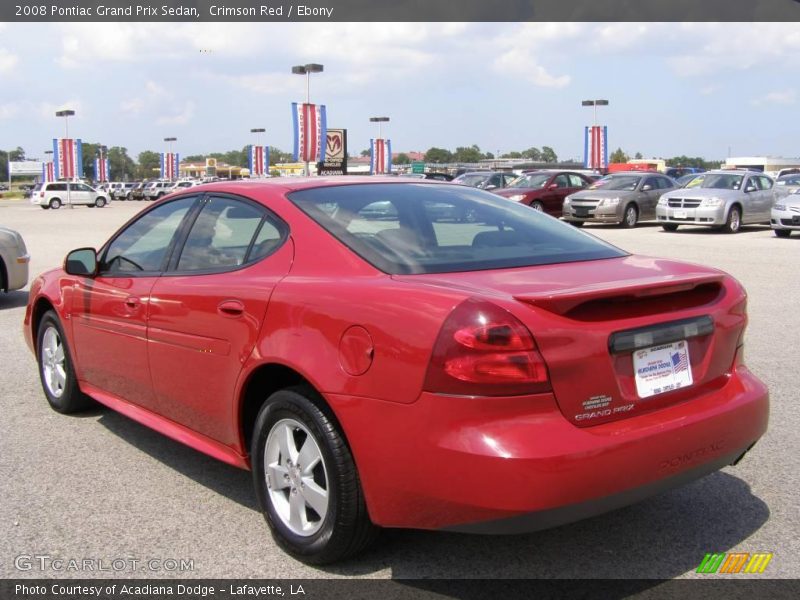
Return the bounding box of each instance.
[633,340,693,398]
[674,210,688,219]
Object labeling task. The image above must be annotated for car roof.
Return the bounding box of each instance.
[175,176,449,196]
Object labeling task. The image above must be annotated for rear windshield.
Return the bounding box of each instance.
[288,183,627,275]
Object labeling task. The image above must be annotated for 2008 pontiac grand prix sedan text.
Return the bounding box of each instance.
[23,178,768,564]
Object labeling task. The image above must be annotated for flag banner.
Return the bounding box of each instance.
[249,145,270,177]
[53,138,83,180]
[370,138,392,175]
[42,162,55,182]
[161,153,180,179]
[94,157,110,182]
[584,126,608,170]
[292,102,327,164]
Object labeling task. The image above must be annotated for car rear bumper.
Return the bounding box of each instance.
[328,364,768,532]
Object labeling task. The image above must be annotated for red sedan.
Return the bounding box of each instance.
[495,170,594,216]
[24,178,768,564]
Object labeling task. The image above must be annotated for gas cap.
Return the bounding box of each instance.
[338,326,374,376]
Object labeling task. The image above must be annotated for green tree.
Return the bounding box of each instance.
[269,147,292,165]
[1,147,26,180]
[609,148,629,163]
[540,146,558,163]
[522,147,542,161]
[137,150,161,179]
[483,151,495,160]
[394,153,410,165]
[634,152,643,159]
[360,149,370,157]
[183,154,206,163]
[501,151,523,159]
[453,145,483,163]
[424,147,453,163]
[108,147,136,181]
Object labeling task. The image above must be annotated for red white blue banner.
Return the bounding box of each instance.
[584,126,608,170]
[94,157,110,182]
[42,162,55,182]
[370,138,392,175]
[249,145,270,177]
[53,138,83,180]
[292,102,327,164]
[160,153,180,179]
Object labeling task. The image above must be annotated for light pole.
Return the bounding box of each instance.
[250,128,265,178]
[581,99,609,129]
[55,109,75,208]
[291,63,324,176]
[369,117,390,173]
[164,137,177,180]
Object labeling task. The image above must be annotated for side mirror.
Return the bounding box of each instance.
[548,183,558,190]
[65,248,98,277]
[642,184,653,191]
[485,184,498,190]
[745,186,756,193]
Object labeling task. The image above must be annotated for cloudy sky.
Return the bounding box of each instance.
[1,22,799,162]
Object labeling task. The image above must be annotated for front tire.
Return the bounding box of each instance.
[661,223,679,232]
[36,311,94,414]
[621,203,638,228]
[95,197,107,208]
[722,206,742,233]
[774,229,791,238]
[251,388,377,564]
[530,200,544,212]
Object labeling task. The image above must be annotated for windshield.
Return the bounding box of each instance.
[453,174,489,187]
[289,183,626,275]
[589,175,641,191]
[699,173,743,190]
[508,174,551,189]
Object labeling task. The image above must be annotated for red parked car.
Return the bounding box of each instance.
[24,178,768,564]
[494,170,594,216]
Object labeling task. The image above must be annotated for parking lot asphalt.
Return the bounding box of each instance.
[1,198,797,579]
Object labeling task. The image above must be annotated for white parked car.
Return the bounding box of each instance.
[0,225,30,292]
[30,182,109,209]
[143,181,174,200]
[771,187,800,238]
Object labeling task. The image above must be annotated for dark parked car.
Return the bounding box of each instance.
[452,171,516,190]
[494,171,594,216]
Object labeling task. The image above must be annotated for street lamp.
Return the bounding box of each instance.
[55,109,76,207]
[369,116,390,141]
[164,137,177,180]
[291,63,324,176]
[250,128,266,178]
[581,99,609,129]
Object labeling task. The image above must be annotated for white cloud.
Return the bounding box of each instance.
[752,90,796,106]
[157,101,195,125]
[0,103,19,119]
[0,48,18,73]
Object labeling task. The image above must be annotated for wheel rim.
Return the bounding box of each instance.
[730,210,740,231]
[264,418,329,537]
[626,206,637,226]
[41,326,66,399]
[532,202,544,212]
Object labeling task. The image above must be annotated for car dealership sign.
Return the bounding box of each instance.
[9,161,44,176]
[318,128,348,175]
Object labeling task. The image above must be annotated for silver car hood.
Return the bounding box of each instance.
[664,188,743,199]
[778,194,800,209]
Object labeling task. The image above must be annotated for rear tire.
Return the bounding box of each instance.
[251,387,378,564]
[722,206,742,233]
[774,229,791,238]
[49,198,62,209]
[36,311,94,414]
[661,223,679,232]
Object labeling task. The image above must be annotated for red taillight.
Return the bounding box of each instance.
[424,298,551,396]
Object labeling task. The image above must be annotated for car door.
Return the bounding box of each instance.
[541,173,570,213]
[146,194,292,446]
[70,196,199,410]
[756,176,775,221]
[638,176,661,219]
[67,183,89,206]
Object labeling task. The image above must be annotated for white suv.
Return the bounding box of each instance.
[143,181,174,201]
[30,181,109,209]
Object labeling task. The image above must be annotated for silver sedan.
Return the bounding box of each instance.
[771,187,800,238]
[563,172,678,228]
[656,170,774,233]
[0,225,30,292]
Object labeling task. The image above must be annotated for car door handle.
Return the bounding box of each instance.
[218,300,245,317]
[125,296,141,310]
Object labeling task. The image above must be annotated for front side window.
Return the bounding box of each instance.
[568,174,587,187]
[289,183,627,275]
[102,197,197,274]
[176,197,277,271]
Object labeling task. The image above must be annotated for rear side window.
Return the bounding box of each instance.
[176,197,286,272]
[289,183,627,275]
[48,183,67,192]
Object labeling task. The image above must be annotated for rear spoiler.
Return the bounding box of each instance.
[514,273,724,316]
